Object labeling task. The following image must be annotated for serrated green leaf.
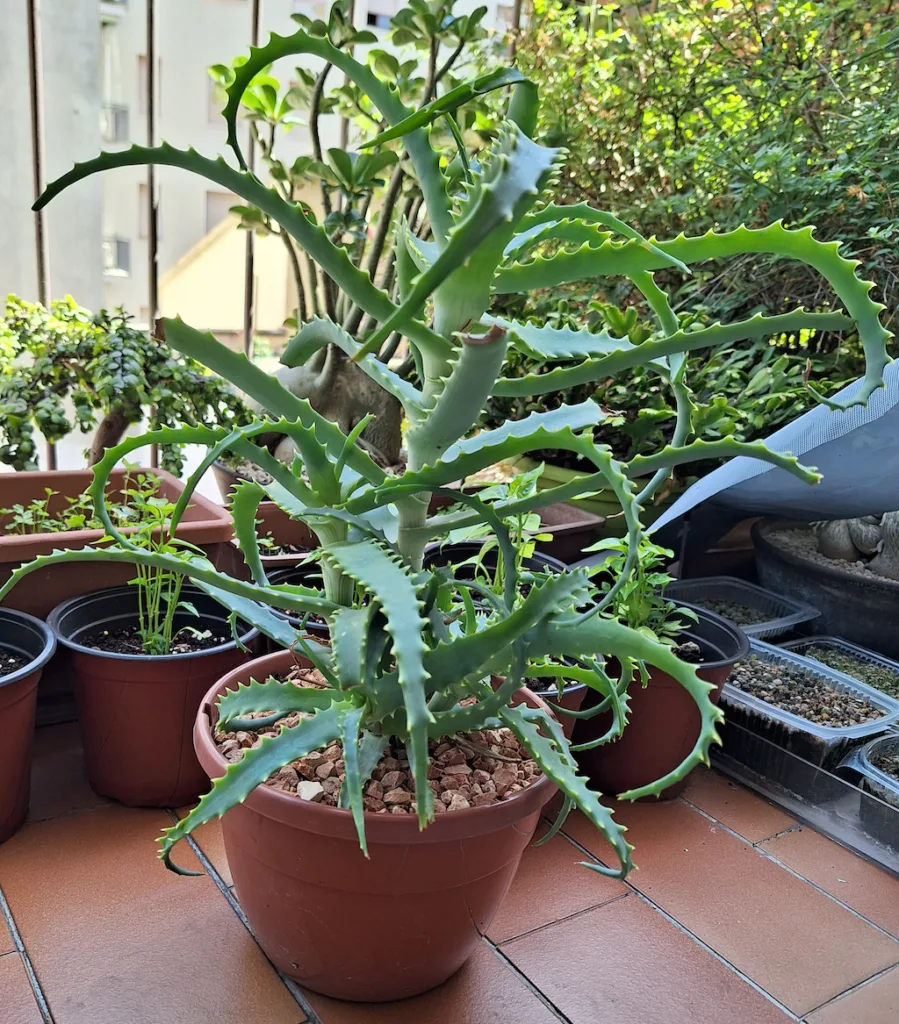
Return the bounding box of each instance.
[216,676,340,730]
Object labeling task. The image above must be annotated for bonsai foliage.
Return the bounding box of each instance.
[5,14,890,877]
[209,0,495,463]
[0,297,250,474]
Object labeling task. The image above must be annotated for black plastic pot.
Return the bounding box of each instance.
[753,518,899,658]
[266,564,331,648]
[48,585,256,807]
[423,540,568,577]
[573,602,749,799]
[0,609,56,842]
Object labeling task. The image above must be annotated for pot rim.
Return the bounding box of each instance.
[0,608,57,688]
[753,518,899,594]
[47,585,257,662]
[671,601,750,669]
[193,650,557,845]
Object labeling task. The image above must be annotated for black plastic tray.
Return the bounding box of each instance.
[666,575,819,640]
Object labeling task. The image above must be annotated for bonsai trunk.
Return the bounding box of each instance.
[88,409,131,466]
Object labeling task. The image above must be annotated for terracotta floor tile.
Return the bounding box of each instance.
[502,896,793,1023]
[762,825,899,939]
[0,915,15,956]
[486,831,626,943]
[0,806,305,1024]
[28,723,109,822]
[176,807,232,886]
[805,965,899,1023]
[305,941,560,1024]
[564,801,899,1015]
[0,952,43,1024]
[683,768,795,843]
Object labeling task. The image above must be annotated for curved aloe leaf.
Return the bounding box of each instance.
[364,68,528,146]
[628,437,820,485]
[323,538,434,827]
[222,28,452,242]
[491,311,852,397]
[159,701,349,870]
[494,223,890,407]
[330,605,373,690]
[489,315,664,365]
[350,401,604,514]
[500,703,633,877]
[217,676,340,731]
[338,706,368,855]
[229,480,269,585]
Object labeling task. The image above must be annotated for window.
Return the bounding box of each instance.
[103,237,131,276]
[138,184,162,239]
[205,191,237,234]
[366,12,390,28]
[100,104,129,142]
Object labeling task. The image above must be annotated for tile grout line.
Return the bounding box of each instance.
[483,936,577,1024]
[497,892,631,947]
[683,801,899,945]
[800,960,899,1020]
[556,829,804,1022]
[0,885,54,1024]
[166,811,317,1024]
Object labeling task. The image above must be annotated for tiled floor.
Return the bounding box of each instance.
[2,724,899,1023]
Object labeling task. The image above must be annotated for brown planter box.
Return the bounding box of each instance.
[0,467,235,726]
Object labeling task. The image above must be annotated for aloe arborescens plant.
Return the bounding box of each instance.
[5,20,889,880]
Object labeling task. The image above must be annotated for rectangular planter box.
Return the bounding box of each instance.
[229,501,319,573]
[720,639,899,769]
[0,467,236,725]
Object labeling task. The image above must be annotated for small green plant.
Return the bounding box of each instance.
[0,470,163,536]
[587,539,695,647]
[118,485,206,657]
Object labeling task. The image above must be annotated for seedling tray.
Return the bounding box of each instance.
[781,636,899,701]
[840,734,899,852]
[713,722,899,876]
[720,640,899,768]
[666,575,819,640]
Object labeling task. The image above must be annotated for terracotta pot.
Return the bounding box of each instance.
[572,604,748,799]
[48,586,255,807]
[231,502,318,572]
[0,609,56,842]
[0,466,235,728]
[193,650,558,1002]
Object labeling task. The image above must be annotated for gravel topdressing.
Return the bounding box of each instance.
[701,598,771,627]
[214,666,542,813]
[728,656,886,727]
[804,647,899,699]
[768,527,895,582]
[871,749,899,783]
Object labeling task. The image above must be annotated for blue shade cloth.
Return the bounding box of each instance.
[650,359,899,530]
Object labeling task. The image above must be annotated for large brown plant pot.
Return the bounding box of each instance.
[0,467,236,727]
[572,604,748,799]
[194,650,558,1002]
[0,609,56,842]
[48,586,254,808]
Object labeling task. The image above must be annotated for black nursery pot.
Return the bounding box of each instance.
[47,585,256,807]
[572,602,749,799]
[0,609,56,842]
[423,540,568,577]
[266,564,331,650]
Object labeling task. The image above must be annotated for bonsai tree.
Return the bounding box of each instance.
[209,0,494,465]
[4,20,888,876]
[0,296,251,475]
